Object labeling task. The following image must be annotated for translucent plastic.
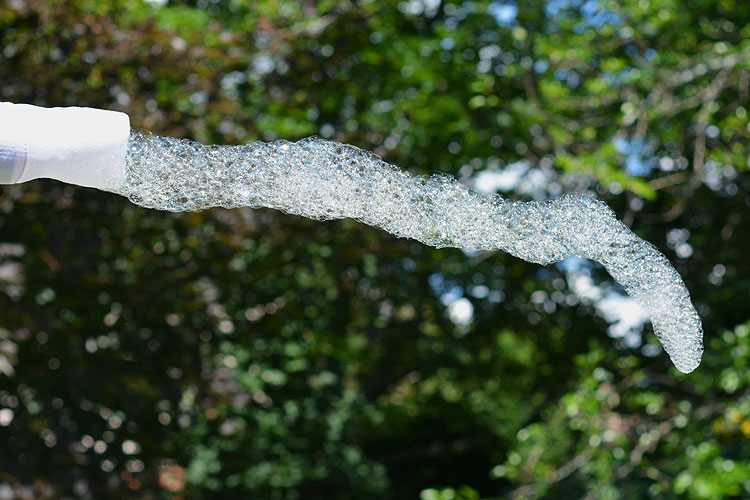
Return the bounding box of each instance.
[118,131,703,373]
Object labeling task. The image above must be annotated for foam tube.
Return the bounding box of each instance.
[122,133,704,372]
[0,102,130,191]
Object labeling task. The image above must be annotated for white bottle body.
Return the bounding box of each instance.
[0,102,130,191]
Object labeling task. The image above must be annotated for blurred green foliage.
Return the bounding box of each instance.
[1,0,749,498]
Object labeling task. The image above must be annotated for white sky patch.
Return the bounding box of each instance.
[472,161,557,198]
[597,292,650,343]
[0,408,13,426]
[563,260,650,348]
[252,53,275,75]
[488,3,519,25]
[473,161,529,193]
[566,270,603,302]
[448,297,474,326]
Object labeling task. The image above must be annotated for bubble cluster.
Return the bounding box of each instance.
[118,130,703,372]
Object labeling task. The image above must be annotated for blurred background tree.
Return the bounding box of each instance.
[0,0,749,498]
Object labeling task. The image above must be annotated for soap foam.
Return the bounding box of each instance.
[118,131,703,372]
